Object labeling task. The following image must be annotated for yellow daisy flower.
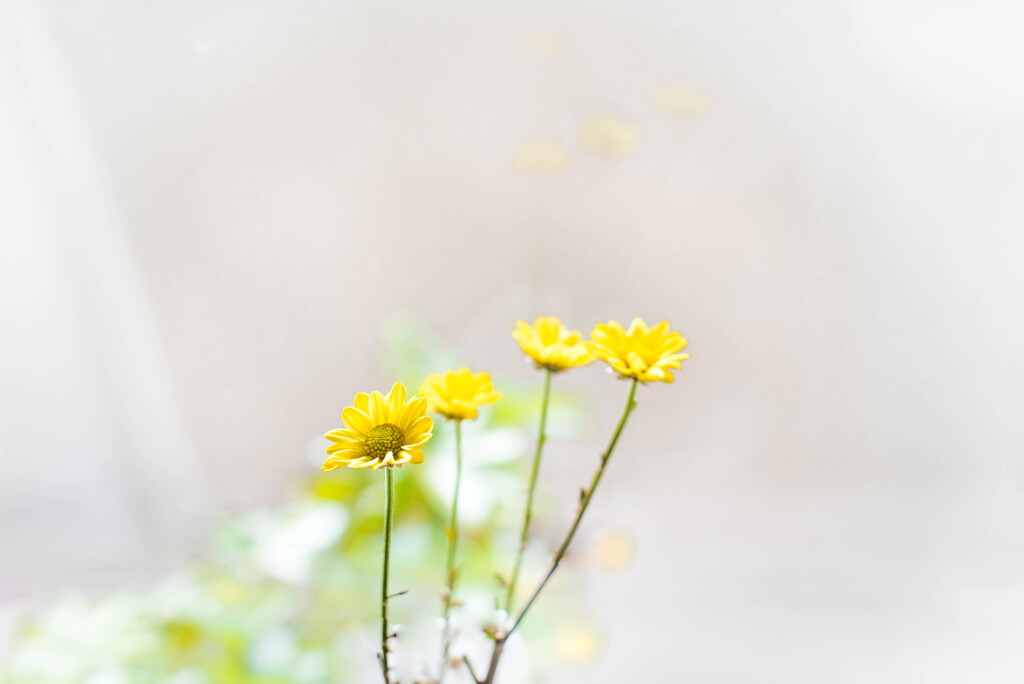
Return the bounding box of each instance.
[322,382,433,471]
[419,367,502,421]
[511,316,595,372]
[587,318,690,383]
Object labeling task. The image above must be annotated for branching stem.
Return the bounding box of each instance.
[481,378,640,684]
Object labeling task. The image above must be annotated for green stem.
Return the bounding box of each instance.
[505,369,553,612]
[438,421,463,684]
[482,378,639,684]
[380,467,395,684]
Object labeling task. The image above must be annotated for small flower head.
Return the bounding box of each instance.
[511,316,595,372]
[419,367,502,421]
[322,382,433,470]
[587,318,689,383]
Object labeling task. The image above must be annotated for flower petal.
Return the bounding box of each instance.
[350,457,380,469]
[321,458,345,472]
[325,429,361,443]
[326,443,363,456]
[342,407,373,434]
[405,414,433,440]
[397,397,427,430]
[387,382,407,419]
[369,391,387,424]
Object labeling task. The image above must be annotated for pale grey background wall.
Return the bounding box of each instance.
[2,0,1023,681]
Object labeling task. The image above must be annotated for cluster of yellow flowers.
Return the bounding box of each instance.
[320,315,689,684]
[322,316,689,471]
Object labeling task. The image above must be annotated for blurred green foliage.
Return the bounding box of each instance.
[1,317,595,684]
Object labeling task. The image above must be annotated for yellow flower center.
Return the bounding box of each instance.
[365,423,405,459]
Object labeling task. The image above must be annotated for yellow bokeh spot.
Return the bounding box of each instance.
[651,85,712,118]
[514,141,571,174]
[164,620,202,651]
[554,622,602,664]
[593,529,636,572]
[580,115,638,159]
[310,476,354,501]
[517,31,566,57]
[211,578,247,607]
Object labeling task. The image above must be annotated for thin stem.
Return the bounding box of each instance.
[505,368,553,612]
[380,467,396,684]
[511,378,637,633]
[462,655,481,684]
[482,378,640,684]
[481,638,505,684]
[438,420,464,684]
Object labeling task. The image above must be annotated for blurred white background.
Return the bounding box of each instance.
[2,0,1023,681]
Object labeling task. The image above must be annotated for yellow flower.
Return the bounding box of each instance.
[511,316,595,372]
[587,318,689,383]
[419,367,502,421]
[322,382,433,471]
